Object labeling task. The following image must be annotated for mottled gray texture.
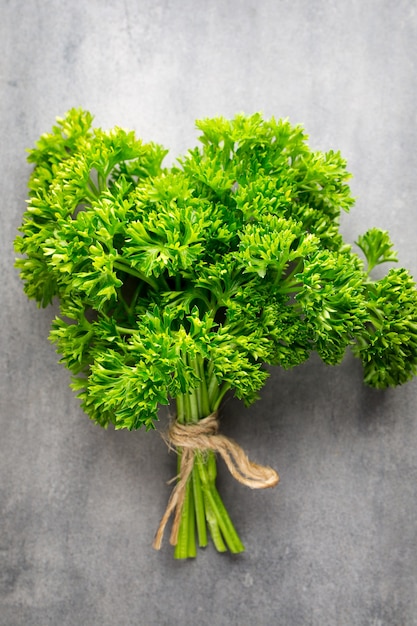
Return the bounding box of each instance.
[1,1,417,624]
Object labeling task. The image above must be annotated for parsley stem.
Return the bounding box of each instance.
[176,393,185,423]
[115,325,135,335]
[196,452,244,554]
[212,383,231,411]
[87,181,99,197]
[201,485,227,552]
[174,468,192,559]
[113,260,160,291]
[197,356,210,417]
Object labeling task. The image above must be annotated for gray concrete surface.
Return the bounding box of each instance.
[1,1,417,624]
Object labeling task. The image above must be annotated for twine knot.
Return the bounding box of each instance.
[153,412,279,550]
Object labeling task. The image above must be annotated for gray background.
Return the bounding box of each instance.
[1,1,417,624]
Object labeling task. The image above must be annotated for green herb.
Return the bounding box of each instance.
[14,109,417,558]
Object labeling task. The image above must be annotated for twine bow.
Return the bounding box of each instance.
[152,412,279,550]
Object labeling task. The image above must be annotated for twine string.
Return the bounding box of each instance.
[152,412,279,550]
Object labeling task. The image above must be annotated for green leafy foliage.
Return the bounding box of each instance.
[353,268,417,387]
[15,109,417,432]
[356,227,398,272]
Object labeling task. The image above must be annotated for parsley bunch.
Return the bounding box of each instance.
[15,110,417,558]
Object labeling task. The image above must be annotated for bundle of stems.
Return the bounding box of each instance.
[172,359,244,558]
